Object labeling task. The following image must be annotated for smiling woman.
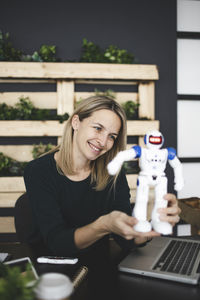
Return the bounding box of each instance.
[23,96,180,256]
[55,96,127,189]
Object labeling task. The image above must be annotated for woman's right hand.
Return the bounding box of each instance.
[74,210,160,250]
[102,211,160,244]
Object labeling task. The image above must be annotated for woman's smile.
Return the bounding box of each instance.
[88,141,102,154]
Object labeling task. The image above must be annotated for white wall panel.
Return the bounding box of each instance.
[178,100,200,157]
[178,163,200,198]
[177,39,200,94]
[177,0,200,32]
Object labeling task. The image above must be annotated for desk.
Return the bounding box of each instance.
[1,238,200,300]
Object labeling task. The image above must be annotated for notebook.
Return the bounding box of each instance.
[119,236,200,285]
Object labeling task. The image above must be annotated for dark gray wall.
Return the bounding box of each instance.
[0,0,177,190]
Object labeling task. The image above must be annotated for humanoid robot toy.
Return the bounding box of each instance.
[107,130,184,235]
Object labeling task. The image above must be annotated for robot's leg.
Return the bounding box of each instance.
[133,176,152,232]
[151,176,172,235]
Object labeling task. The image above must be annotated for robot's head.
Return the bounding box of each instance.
[144,130,164,149]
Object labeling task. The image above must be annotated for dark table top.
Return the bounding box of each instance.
[1,237,200,300]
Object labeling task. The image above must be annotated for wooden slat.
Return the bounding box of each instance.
[0,177,25,192]
[57,80,74,115]
[0,145,56,162]
[0,91,138,110]
[0,79,56,83]
[0,145,34,161]
[0,175,137,193]
[0,194,153,231]
[0,174,146,198]
[138,82,155,119]
[0,192,23,207]
[0,62,159,80]
[0,120,158,137]
[75,92,138,104]
[0,92,57,109]
[0,193,153,231]
[127,120,159,135]
[138,136,146,147]
[0,192,154,224]
[126,174,137,189]
[0,120,65,136]
[76,80,138,85]
[0,143,138,162]
[0,217,15,233]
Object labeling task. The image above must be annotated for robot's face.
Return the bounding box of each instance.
[144,130,164,149]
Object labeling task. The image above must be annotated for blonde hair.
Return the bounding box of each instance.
[57,96,127,190]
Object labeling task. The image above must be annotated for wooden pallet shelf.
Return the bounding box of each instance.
[0,62,159,80]
[0,62,159,234]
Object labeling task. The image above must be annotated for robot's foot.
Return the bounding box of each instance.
[152,221,172,235]
[134,221,152,233]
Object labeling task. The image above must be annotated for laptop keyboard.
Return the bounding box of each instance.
[153,240,200,275]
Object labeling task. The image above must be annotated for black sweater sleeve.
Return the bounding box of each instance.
[24,159,79,256]
[110,170,135,250]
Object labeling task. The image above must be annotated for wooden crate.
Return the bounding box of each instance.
[178,198,200,235]
[0,62,159,233]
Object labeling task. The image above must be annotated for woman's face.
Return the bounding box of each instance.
[72,109,121,163]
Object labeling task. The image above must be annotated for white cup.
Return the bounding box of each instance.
[34,273,74,300]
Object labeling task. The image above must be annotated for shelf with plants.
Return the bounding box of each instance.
[0,34,159,233]
[0,68,159,233]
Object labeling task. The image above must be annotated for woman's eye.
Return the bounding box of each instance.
[110,135,116,141]
[94,126,101,131]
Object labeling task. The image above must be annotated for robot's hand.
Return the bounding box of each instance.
[107,159,122,175]
[174,178,184,191]
[107,148,137,175]
[107,151,125,175]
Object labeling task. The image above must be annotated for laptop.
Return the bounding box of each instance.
[119,236,200,285]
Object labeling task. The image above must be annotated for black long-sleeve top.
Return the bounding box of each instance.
[24,152,134,256]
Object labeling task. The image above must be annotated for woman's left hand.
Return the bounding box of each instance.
[157,193,181,227]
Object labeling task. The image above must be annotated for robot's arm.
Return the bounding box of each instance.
[167,147,184,191]
[107,146,141,175]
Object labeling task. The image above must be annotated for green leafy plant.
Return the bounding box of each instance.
[38,45,57,62]
[15,97,35,119]
[0,29,58,62]
[0,97,69,122]
[0,30,22,61]
[32,143,55,159]
[23,45,58,62]
[121,100,139,120]
[55,112,70,123]
[123,161,140,174]
[0,102,16,120]
[80,38,135,64]
[0,152,12,175]
[0,142,55,176]
[0,262,35,300]
[0,30,136,63]
[80,38,104,63]
[104,45,134,64]
[94,88,116,99]
[0,152,27,176]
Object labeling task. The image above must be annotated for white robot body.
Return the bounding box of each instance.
[107,130,184,235]
[139,148,167,177]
